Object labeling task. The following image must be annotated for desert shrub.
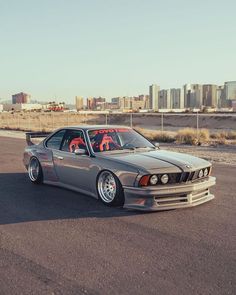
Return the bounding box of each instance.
[210,131,228,144]
[152,132,175,143]
[198,129,210,143]
[176,128,197,145]
[136,128,175,143]
[176,128,209,145]
[226,130,236,140]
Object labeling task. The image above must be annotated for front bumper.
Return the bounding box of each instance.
[123,176,216,211]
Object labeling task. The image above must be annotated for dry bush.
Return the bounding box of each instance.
[210,132,227,144]
[136,128,175,143]
[226,130,236,140]
[198,129,210,144]
[176,128,209,145]
[176,128,197,145]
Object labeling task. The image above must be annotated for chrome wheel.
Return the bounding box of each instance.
[28,158,40,182]
[98,171,117,203]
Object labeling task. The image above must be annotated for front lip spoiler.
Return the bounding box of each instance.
[123,176,216,211]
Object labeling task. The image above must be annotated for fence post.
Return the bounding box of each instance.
[52,112,54,129]
[196,111,199,142]
[28,113,31,130]
[105,113,108,125]
[161,112,164,132]
[17,114,20,129]
[130,113,133,128]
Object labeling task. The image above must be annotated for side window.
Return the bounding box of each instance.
[46,130,66,150]
[61,130,87,153]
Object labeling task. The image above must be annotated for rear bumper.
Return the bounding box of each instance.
[123,176,216,211]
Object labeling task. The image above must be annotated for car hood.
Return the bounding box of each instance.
[102,149,210,172]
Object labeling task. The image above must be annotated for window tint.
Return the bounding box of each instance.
[61,129,87,153]
[46,130,66,150]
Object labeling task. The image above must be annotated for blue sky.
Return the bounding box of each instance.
[0,0,235,102]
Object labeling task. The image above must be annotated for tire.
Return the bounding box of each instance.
[97,170,125,207]
[28,157,43,184]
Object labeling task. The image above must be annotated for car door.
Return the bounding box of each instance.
[52,129,97,195]
[44,129,67,182]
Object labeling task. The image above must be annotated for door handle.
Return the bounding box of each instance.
[56,156,64,160]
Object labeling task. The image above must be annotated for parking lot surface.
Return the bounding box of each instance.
[0,136,235,294]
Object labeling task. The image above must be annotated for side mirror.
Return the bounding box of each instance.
[154,142,160,149]
[74,148,87,155]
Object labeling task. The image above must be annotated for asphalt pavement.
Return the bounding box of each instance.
[0,136,235,295]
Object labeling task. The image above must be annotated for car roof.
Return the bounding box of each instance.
[59,125,132,131]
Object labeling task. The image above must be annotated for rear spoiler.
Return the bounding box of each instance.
[26,132,51,146]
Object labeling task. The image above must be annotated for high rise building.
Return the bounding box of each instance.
[87,97,96,110]
[120,96,132,110]
[170,88,184,109]
[224,81,236,107]
[184,84,203,108]
[149,84,160,110]
[75,96,84,111]
[132,95,149,111]
[216,86,225,108]
[12,92,31,104]
[158,90,171,109]
[202,85,217,107]
[87,97,106,110]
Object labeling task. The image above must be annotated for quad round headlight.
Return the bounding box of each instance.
[161,174,169,184]
[198,169,204,178]
[204,168,208,177]
[150,175,158,185]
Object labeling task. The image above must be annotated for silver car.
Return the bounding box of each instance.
[23,125,216,211]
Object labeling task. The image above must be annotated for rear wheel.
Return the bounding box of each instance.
[28,157,43,184]
[97,170,124,207]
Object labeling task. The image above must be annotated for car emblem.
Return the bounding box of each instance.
[185,165,192,169]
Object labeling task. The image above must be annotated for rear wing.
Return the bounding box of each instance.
[26,132,51,146]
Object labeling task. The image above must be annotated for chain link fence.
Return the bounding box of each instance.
[0,111,234,134]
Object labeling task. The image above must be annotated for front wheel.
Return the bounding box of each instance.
[28,157,43,184]
[97,171,124,207]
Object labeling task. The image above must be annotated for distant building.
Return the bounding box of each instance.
[111,97,120,109]
[12,92,31,104]
[75,96,84,111]
[3,103,42,112]
[159,90,171,109]
[223,81,236,107]
[225,81,236,100]
[0,104,3,112]
[87,97,106,110]
[202,85,217,107]
[170,88,184,109]
[232,100,236,112]
[149,84,160,110]
[120,96,132,110]
[216,86,225,108]
[184,84,203,108]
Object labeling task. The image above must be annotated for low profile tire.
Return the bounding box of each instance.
[97,170,125,207]
[28,157,43,184]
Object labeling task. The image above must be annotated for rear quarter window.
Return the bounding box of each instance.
[46,130,66,150]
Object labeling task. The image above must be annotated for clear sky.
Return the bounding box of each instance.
[0,0,236,103]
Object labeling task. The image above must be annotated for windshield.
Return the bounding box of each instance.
[88,128,155,153]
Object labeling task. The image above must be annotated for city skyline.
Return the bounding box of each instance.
[1,0,236,103]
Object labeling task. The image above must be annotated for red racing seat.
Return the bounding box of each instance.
[99,134,116,151]
[69,137,86,153]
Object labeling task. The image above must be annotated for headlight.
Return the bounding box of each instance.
[150,175,158,185]
[198,169,203,178]
[204,168,208,177]
[161,174,169,184]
